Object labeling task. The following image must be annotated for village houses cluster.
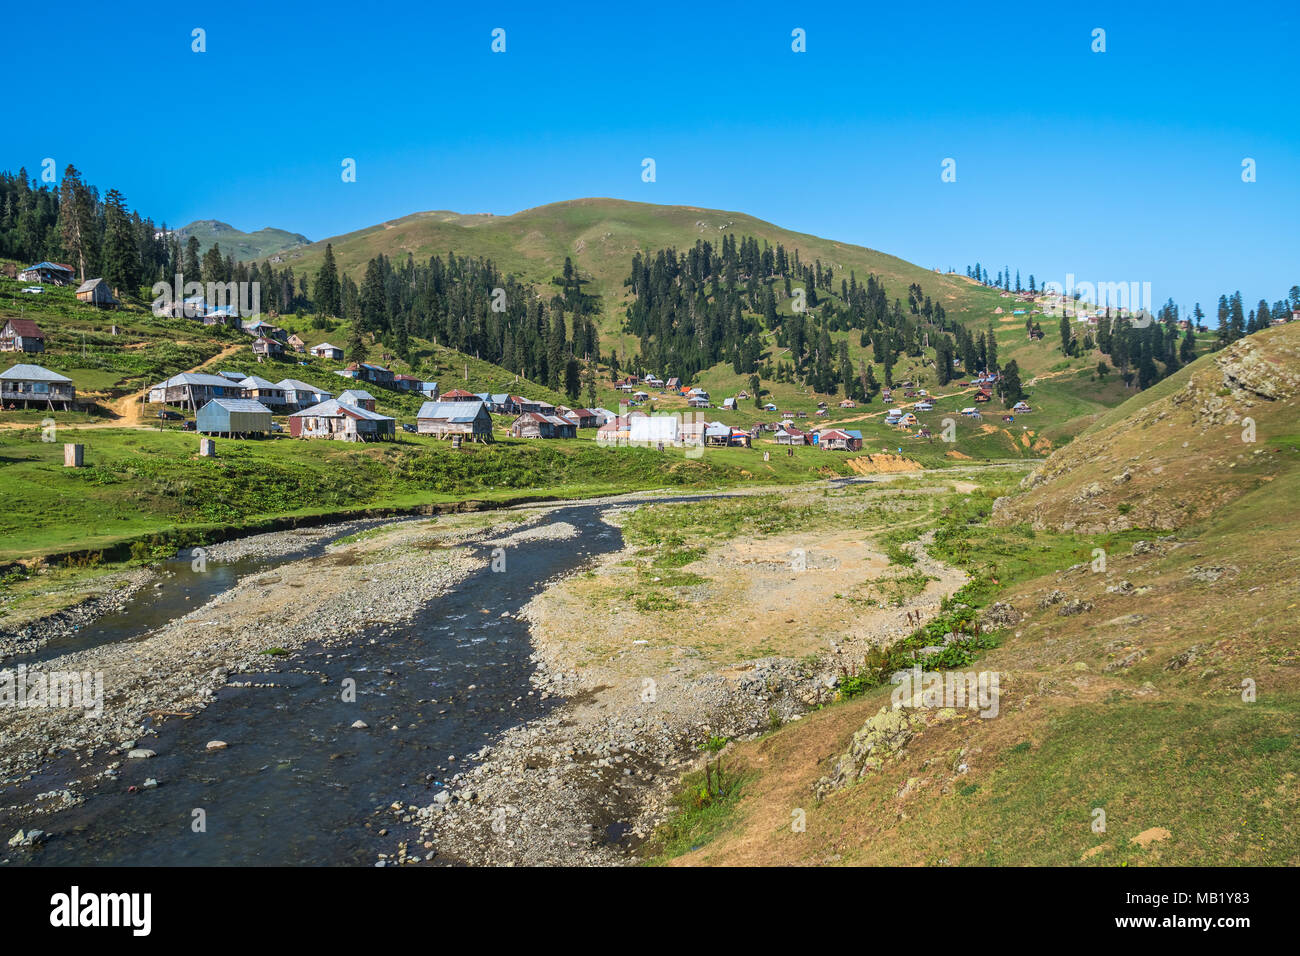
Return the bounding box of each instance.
[1,257,1113,450]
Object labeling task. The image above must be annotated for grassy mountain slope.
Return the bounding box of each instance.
[259,198,1137,443]
[994,321,1300,532]
[260,198,1053,366]
[647,322,1300,866]
[176,219,310,261]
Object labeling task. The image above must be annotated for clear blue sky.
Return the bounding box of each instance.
[5,0,1297,315]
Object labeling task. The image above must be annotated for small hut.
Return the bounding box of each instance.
[75,278,119,308]
[196,398,273,438]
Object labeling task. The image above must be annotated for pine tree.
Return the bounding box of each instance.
[315,243,342,317]
[347,325,368,363]
[1180,324,1196,364]
[358,258,388,333]
[999,360,1024,405]
[182,235,201,280]
[101,189,141,296]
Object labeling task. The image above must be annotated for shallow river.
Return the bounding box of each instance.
[0,501,656,866]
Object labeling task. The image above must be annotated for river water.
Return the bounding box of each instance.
[0,501,653,866]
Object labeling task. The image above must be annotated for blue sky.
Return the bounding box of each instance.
[4,0,1297,315]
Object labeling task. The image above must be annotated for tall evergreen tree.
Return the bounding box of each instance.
[315,243,342,317]
[101,189,141,296]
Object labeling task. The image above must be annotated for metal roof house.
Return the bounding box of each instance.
[196,398,273,438]
[18,262,75,285]
[252,336,284,358]
[417,400,493,441]
[334,362,393,385]
[276,379,332,409]
[75,277,118,308]
[310,342,344,360]
[338,389,376,411]
[560,407,600,429]
[1,363,75,409]
[239,376,287,407]
[147,372,246,409]
[811,429,863,452]
[509,412,576,439]
[288,398,395,442]
[1,318,45,353]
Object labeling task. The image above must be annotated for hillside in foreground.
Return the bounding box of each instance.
[642,322,1300,866]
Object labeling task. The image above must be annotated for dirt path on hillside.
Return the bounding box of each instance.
[110,342,247,425]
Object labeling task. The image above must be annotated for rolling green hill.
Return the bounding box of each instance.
[255,197,1138,439]
[256,198,1035,362]
[176,219,310,261]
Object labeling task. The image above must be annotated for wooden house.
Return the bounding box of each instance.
[441,388,479,402]
[818,429,863,451]
[148,372,246,410]
[242,319,286,341]
[276,379,332,409]
[252,336,284,358]
[335,362,394,386]
[509,412,576,439]
[775,426,808,445]
[75,278,118,308]
[1012,401,1032,412]
[17,262,75,285]
[310,342,344,360]
[974,390,991,403]
[288,399,395,442]
[338,389,376,411]
[561,407,599,429]
[417,400,493,441]
[238,376,288,408]
[0,363,75,409]
[287,334,307,353]
[0,318,45,353]
[196,398,273,438]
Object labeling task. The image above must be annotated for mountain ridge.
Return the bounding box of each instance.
[175,219,311,261]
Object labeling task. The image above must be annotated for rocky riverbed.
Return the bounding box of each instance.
[0,480,972,866]
[404,502,971,867]
[0,516,485,807]
[0,568,155,662]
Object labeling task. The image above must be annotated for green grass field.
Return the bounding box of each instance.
[0,423,875,562]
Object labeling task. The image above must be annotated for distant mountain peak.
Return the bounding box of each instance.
[174,220,311,260]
